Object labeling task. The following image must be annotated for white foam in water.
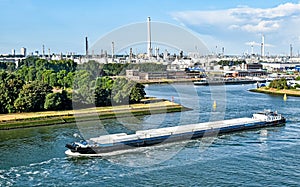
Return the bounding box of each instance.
[29,157,61,167]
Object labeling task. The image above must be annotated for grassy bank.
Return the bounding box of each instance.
[0,100,190,130]
[249,87,300,97]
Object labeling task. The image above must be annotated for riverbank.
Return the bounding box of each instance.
[0,99,190,130]
[249,87,300,97]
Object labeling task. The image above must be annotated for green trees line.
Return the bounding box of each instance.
[268,77,300,89]
[0,57,166,89]
[0,57,156,114]
[269,78,288,89]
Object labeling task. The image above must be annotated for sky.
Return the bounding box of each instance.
[1,0,300,56]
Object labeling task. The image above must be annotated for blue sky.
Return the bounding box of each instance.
[0,0,300,55]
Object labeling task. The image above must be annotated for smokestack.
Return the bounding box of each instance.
[155,47,159,59]
[147,17,152,58]
[290,44,293,58]
[85,37,88,56]
[129,48,133,62]
[42,45,45,57]
[222,47,225,56]
[11,49,15,56]
[111,42,115,62]
[261,34,265,57]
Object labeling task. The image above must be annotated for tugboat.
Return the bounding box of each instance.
[65,110,285,157]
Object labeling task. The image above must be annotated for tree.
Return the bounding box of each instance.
[72,70,95,106]
[14,81,52,112]
[94,76,113,106]
[0,62,8,70]
[95,87,111,106]
[78,60,102,79]
[126,63,167,73]
[44,93,62,110]
[49,72,58,87]
[96,76,113,89]
[130,83,146,103]
[57,70,67,88]
[102,63,127,76]
[0,72,25,113]
[95,77,145,106]
[27,67,37,82]
[44,90,72,110]
[18,56,39,67]
[111,78,145,105]
[64,72,74,89]
[42,70,55,85]
[111,77,134,105]
[269,78,288,89]
[35,59,50,70]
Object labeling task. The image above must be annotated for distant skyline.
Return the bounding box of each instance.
[1,0,300,56]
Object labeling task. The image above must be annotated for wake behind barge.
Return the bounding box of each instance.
[65,110,285,157]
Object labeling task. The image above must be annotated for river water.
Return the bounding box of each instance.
[0,84,299,186]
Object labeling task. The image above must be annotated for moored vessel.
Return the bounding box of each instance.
[65,110,285,157]
[193,78,266,86]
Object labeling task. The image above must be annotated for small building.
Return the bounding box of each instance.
[126,70,140,80]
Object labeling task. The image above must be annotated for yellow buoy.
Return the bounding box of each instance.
[283,93,287,101]
[213,100,217,109]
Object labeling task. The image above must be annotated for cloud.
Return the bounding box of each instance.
[240,20,281,32]
[245,41,274,47]
[170,2,300,54]
[171,2,300,33]
[245,41,261,46]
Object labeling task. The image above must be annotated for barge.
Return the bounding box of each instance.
[193,78,266,86]
[65,110,285,157]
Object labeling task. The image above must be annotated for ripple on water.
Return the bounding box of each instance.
[1,84,300,186]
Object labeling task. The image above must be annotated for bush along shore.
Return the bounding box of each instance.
[0,99,190,130]
[249,87,300,97]
[250,77,300,97]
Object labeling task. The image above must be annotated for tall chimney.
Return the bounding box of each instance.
[290,44,293,58]
[147,17,152,58]
[129,48,133,62]
[155,47,159,59]
[111,42,115,62]
[222,47,225,56]
[261,34,265,57]
[42,45,45,57]
[85,37,88,56]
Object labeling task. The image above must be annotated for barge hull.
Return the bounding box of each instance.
[67,117,285,156]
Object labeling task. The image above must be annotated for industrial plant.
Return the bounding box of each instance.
[1,17,300,81]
